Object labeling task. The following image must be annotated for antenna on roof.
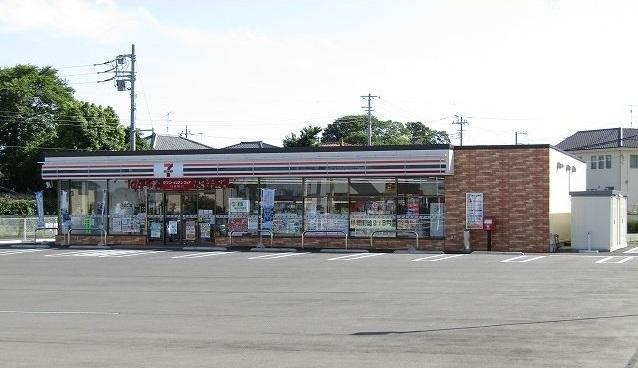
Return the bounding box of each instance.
[165,112,172,133]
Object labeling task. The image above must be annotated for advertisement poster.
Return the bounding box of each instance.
[121,217,132,232]
[430,203,445,237]
[111,217,122,233]
[185,220,196,240]
[229,198,250,214]
[228,217,248,232]
[34,191,45,228]
[167,220,178,235]
[465,192,484,229]
[200,222,211,238]
[150,222,161,238]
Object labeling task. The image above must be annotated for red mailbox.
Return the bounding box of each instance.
[483,217,495,231]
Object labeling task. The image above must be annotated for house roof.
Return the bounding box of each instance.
[556,128,638,151]
[146,133,213,150]
[222,141,279,149]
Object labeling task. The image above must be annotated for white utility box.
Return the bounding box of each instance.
[570,190,627,252]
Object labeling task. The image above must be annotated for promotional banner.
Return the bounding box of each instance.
[34,191,45,228]
[261,188,275,230]
[60,190,71,232]
[465,192,484,229]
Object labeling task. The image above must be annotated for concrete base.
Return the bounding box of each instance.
[394,249,443,254]
[69,245,111,250]
[472,251,525,255]
[249,247,297,252]
[318,248,368,254]
[10,243,51,249]
[182,246,227,251]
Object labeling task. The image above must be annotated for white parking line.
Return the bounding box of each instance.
[0,249,47,256]
[501,255,546,263]
[248,252,307,260]
[501,255,527,263]
[46,250,162,258]
[107,251,165,258]
[595,256,635,264]
[410,254,448,262]
[172,251,236,259]
[327,253,383,261]
[428,254,464,262]
[624,247,638,254]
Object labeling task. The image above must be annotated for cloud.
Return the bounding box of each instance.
[0,0,149,43]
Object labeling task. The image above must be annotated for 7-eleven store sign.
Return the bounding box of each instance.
[154,161,184,178]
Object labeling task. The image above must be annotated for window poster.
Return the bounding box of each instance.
[200,222,211,238]
[185,220,196,240]
[465,192,484,229]
[150,222,161,238]
[111,217,122,233]
[168,220,178,235]
[229,198,250,214]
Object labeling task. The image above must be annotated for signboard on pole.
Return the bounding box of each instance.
[261,188,275,230]
[34,191,45,228]
[465,192,484,229]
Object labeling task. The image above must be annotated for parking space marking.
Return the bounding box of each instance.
[410,254,448,262]
[428,254,464,262]
[247,252,307,260]
[327,253,384,261]
[172,251,236,259]
[596,256,635,264]
[0,249,47,256]
[501,255,546,263]
[46,250,163,258]
[624,247,638,254]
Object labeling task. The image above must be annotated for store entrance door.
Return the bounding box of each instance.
[147,191,220,246]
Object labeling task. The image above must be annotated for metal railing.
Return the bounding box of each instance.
[370,230,419,250]
[229,230,274,247]
[301,230,348,249]
[34,227,58,243]
[67,228,107,246]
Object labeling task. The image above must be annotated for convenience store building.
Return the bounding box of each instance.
[41,144,585,252]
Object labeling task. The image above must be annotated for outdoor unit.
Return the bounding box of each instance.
[570,190,627,252]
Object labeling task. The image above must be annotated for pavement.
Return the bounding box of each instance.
[0,248,637,367]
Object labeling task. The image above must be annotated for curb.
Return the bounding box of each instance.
[10,243,51,249]
[182,246,227,251]
[394,249,443,254]
[471,251,525,255]
[249,247,297,252]
[69,245,111,250]
[318,249,368,254]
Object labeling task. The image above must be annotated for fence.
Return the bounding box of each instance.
[0,216,58,241]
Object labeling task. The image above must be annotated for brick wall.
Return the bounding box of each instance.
[444,147,550,252]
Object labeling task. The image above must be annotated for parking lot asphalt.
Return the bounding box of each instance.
[0,248,637,368]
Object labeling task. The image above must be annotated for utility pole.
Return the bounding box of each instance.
[165,112,172,134]
[515,130,527,145]
[629,105,633,128]
[361,93,380,146]
[452,115,469,146]
[98,43,136,151]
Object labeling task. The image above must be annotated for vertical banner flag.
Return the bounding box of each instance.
[60,190,71,232]
[261,188,275,230]
[34,191,45,228]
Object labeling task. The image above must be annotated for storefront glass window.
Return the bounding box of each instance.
[260,178,303,235]
[397,177,445,237]
[224,178,259,233]
[349,178,397,237]
[69,180,107,233]
[304,178,348,232]
[108,180,146,235]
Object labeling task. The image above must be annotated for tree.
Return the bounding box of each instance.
[405,122,450,144]
[0,64,148,192]
[283,125,322,147]
[321,115,371,145]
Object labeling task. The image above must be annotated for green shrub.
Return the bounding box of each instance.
[628,219,638,234]
[0,196,35,216]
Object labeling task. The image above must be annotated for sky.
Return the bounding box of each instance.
[1,0,638,148]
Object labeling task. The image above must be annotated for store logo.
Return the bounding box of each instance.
[163,162,174,178]
[154,161,184,178]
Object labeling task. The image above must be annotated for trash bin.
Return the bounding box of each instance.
[463,229,471,251]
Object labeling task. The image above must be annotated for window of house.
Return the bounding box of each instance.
[605,155,612,169]
[591,156,597,169]
[631,155,638,168]
[598,155,605,169]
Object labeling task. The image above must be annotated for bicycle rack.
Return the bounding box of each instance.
[301,230,348,249]
[257,229,274,248]
[370,230,419,250]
